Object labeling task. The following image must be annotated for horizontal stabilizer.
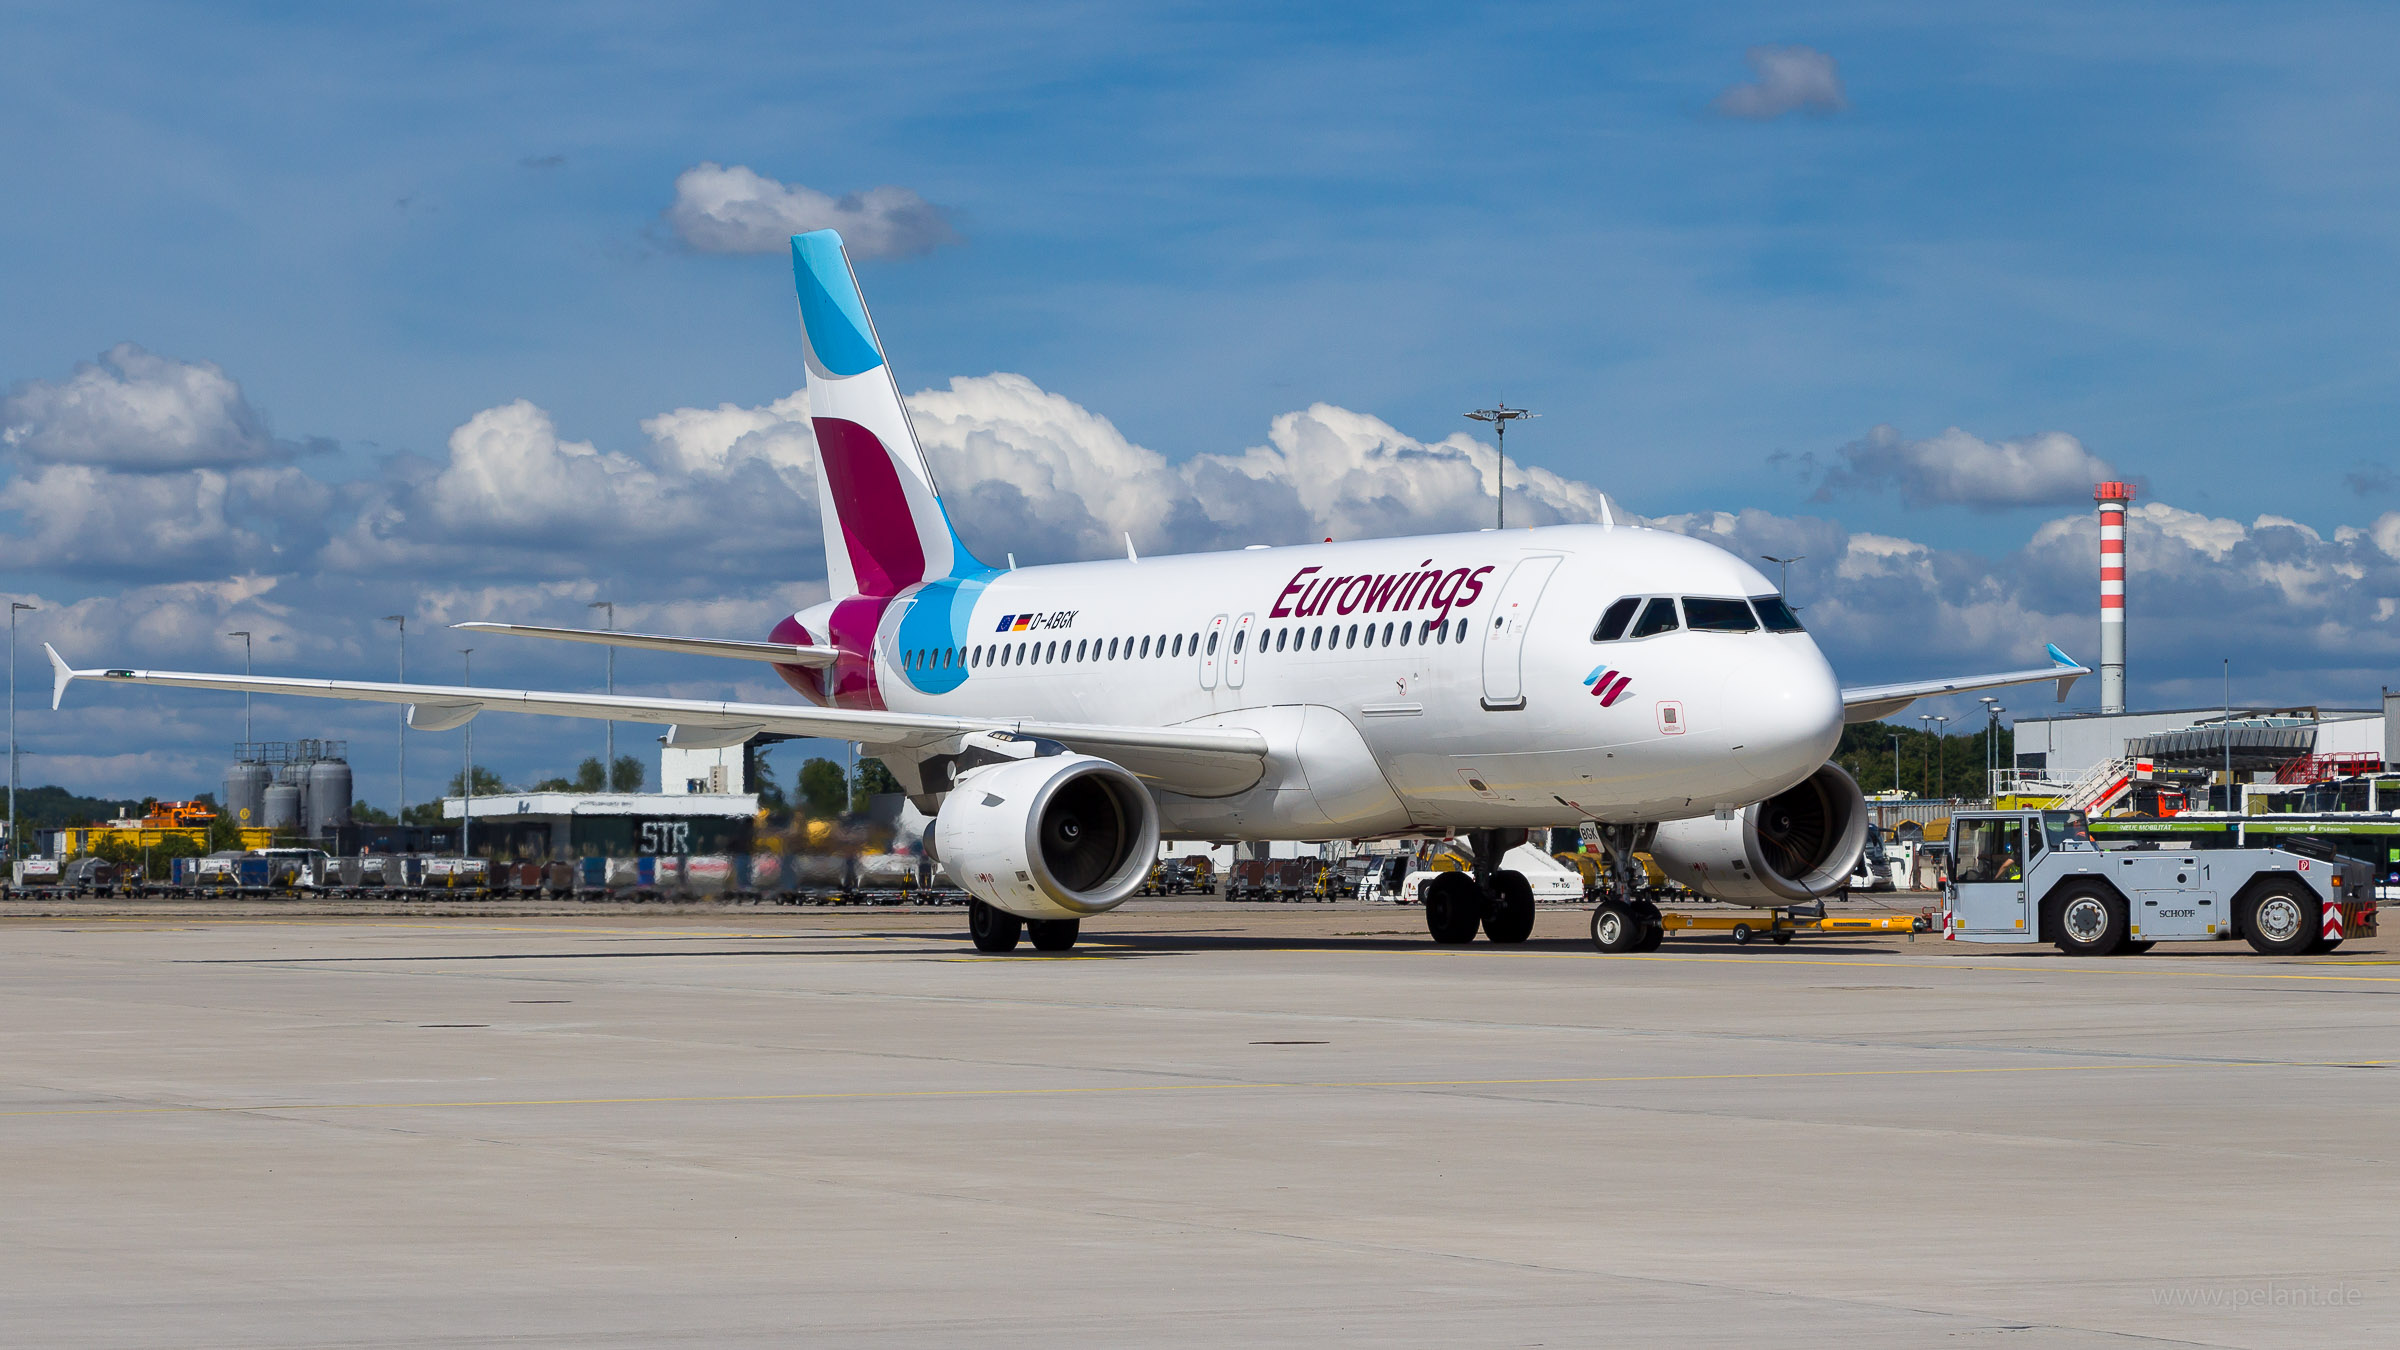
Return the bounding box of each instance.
[452,622,840,668]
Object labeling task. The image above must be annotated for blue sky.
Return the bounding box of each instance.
[6,2,2399,802]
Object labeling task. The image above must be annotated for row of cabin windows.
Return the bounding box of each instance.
[1590,594,1806,642]
[903,630,1202,672]
[1236,615,1470,656]
[899,615,1476,673]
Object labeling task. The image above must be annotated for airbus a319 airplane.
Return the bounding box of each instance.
[51,230,2088,954]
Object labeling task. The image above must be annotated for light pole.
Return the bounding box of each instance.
[2223,658,2233,809]
[1917,714,1933,797]
[1980,696,1999,791]
[1989,705,2005,798]
[1933,715,1951,799]
[1889,732,1901,795]
[459,647,472,859]
[1464,404,1537,530]
[227,630,253,747]
[1760,555,1804,602]
[9,601,34,863]
[382,616,406,825]
[589,600,614,788]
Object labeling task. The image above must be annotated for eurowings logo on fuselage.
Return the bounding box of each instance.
[1584,666,1633,706]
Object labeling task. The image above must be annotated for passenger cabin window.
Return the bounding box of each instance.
[1752,596,1805,633]
[1628,598,1679,639]
[1592,597,1640,642]
[1682,598,1759,632]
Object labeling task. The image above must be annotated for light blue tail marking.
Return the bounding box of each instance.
[791,231,884,378]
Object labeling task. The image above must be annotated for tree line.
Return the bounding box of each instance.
[1833,720,2017,800]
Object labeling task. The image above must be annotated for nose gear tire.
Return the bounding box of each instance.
[1590,899,1642,953]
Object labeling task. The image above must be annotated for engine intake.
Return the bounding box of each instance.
[934,753,1160,920]
[1647,763,1869,904]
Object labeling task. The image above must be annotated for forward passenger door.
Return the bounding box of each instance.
[1479,555,1562,711]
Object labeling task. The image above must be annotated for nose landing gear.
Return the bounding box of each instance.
[1586,823,1664,954]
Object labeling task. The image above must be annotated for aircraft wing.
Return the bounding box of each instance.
[451,621,841,668]
[1839,644,2090,724]
[46,645,1267,797]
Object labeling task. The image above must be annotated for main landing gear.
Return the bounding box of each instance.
[1586,823,1664,954]
[967,899,1081,953]
[1421,828,1539,945]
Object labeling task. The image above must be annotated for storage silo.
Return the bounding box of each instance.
[262,781,303,833]
[223,761,272,831]
[306,759,353,838]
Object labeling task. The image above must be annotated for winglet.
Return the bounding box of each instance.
[2046,643,2086,703]
[45,643,74,710]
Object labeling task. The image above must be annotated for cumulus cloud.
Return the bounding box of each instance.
[908,374,1615,565]
[1,344,323,471]
[321,393,824,585]
[664,163,958,259]
[1713,45,1848,120]
[1654,499,2400,701]
[1802,424,2116,509]
[0,461,331,579]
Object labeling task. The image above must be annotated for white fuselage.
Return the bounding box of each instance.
[800,523,1845,841]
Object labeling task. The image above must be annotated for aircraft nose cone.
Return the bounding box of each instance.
[1727,641,1844,786]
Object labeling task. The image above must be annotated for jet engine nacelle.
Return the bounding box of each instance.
[934,753,1160,921]
[1647,763,1869,904]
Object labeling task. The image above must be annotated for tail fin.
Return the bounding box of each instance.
[792,230,985,597]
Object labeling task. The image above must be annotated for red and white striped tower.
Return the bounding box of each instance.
[2095,481,2133,713]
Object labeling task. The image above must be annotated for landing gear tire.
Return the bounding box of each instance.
[2242,884,2317,956]
[1629,902,1666,952]
[968,899,1023,953]
[2053,888,2126,956]
[1424,872,1483,944]
[1483,871,1536,943]
[1028,918,1080,951]
[1590,899,1643,953]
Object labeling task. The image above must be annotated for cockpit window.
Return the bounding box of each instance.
[1682,597,1759,632]
[1752,596,1805,633]
[1591,597,1640,642]
[1628,597,1680,639]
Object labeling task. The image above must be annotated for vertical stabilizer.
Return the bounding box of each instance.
[793,230,984,598]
